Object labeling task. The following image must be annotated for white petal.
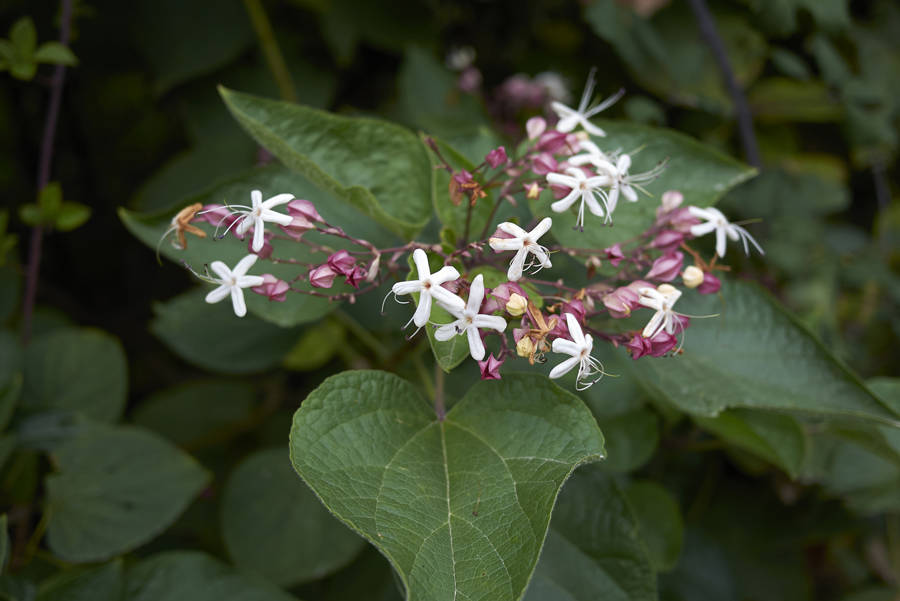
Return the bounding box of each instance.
[498,222,527,238]
[431,266,460,285]
[392,281,421,296]
[584,191,606,217]
[490,238,522,252]
[260,209,294,226]
[412,248,431,279]
[261,193,294,208]
[467,274,485,314]
[565,313,586,347]
[531,247,552,268]
[431,287,465,313]
[236,275,265,288]
[507,248,527,281]
[581,120,607,137]
[642,310,664,338]
[235,216,253,236]
[551,101,575,121]
[230,287,247,317]
[549,355,580,379]
[623,184,638,202]
[251,189,263,208]
[466,326,485,361]
[252,222,265,252]
[205,284,230,304]
[530,217,553,239]
[434,323,460,342]
[473,314,507,333]
[688,206,715,220]
[550,190,580,213]
[556,114,578,133]
[551,338,581,356]
[715,227,727,258]
[209,261,231,280]
[725,225,740,242]
[413,292,432,327]
[617,154,632,173]
[690,221,717,237]
[546,172,579,187]
[233,254,259,277]
[606,187,619,215]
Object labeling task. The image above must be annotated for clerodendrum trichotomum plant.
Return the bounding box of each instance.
[119,69,900,601]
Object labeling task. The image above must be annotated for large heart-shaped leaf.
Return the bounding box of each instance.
[220,88,432,239]
[529,121,754,251]
[523,466,657,601]
[628,280,900,426]
[289,371,605,601]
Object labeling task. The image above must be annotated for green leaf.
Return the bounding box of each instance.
[0,374,22,433]
[125,551,297,601]
[694,409,807,478]
[748,78,842,123]
[53,203,91,232]
[131,0,254,95]
[282,319,345,371]
[33,42,77,67]
[35,560,122,601]
[524,466,656,601]
[222,448,366,587]
[219,87,432,239]
[22,327,127,423]
[623,480,684,572]
[149,289,302,374]
[584,3,766,113]
[9,18,36,59]
[594,408,659,473]
[17,204,42,227]
[629,280,900,426]
[45,424,209,562]
[0,436,16,476]
[530,121,755,251]
[132,379,256,447]
[37,183,62,220]
[290,371,605,601]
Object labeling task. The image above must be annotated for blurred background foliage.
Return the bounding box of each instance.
[0,0,899,599]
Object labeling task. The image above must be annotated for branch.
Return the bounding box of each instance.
[687,0,762,169]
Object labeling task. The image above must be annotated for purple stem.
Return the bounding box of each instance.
[22,0,74,344]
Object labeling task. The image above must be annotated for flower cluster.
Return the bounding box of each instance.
[157,72,764,391]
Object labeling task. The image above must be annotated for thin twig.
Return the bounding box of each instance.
[687,0,762,168]
[242,0,297,103]
[22,0,74,345]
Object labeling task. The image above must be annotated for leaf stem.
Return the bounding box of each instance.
[242,0,297,103]
[434,361,446,421]
[22,0,74,345]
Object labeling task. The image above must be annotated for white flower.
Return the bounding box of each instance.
[434,274,507,361]
[235,190,295,252]
[595,154,668,214]
[204,254,265,317]
[546,167,610,230]
[551,68,624,137]
[568,139,616,168]
[688,206,764,258]
[488,217,553,281]
[391,248,465,328]
[549,313,605,390]
[637,284,683,338]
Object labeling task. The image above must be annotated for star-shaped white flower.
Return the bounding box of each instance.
[637,284,683,339]
[391,248,465,328]
[205,254,265,317]
[551,69,624,137]
[549,313,604,390]
[235,190,295,252]
[568,139,616,168]
[434,274,507,361]
[488,217,553,281]
[688,206,764,258]
[546,167,610,230]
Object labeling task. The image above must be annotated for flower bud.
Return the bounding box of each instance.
[525,182,542,199]
[516,336,534,358]
[651,230,685,252]
[530,153,558,175]
[327,250,356,276]
[252,274,289,302]
[198,204,239,230]
[279,214,314,240]
[308,264,337,288]
[646,251,684,282]
[478,354,503,380]
[286,199,322,223]
[658,190,683,215]
[626,334,651,360]
[648,331,678,357]
[485,146,508,168]
[603,243,625,267]
[506,293,527,316]
[682,265,704,288]
[657,283,678,296]
[526,116,546,140]
[603,286,640,318]
[697,272,721,294]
